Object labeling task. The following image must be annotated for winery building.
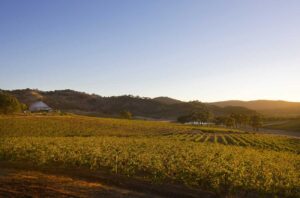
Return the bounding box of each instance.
[29,101,52,112]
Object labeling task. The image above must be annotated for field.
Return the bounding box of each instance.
[264,119,300,132]
[0,115,299,197]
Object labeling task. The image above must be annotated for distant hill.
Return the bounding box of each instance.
[153,97,182,105]
[208,105,257,116]
[6,89,207,119]
[211,100,300,110]
[263,118,300,132]
[211,100,300,117]
[3,89,256,120]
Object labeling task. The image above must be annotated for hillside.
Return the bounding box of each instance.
[211,100,300,117]
[264,118,300,132]
[153,97,182,105]
[4,89,256,120]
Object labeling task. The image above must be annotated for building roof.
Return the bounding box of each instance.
[29,101,52,112]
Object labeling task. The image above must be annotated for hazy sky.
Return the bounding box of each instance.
[1,0,300,102]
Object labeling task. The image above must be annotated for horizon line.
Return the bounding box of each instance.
[2,88,300,103]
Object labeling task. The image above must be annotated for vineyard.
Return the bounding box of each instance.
[164,132,300,153]
[0,115,241,137]
[0,115,299,197]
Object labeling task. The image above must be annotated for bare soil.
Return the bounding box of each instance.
[0,162,215,198]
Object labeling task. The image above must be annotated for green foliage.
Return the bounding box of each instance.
[177,115,191,123]
[0,136,299,197]
[20,103,28,111]
[225,117,235,128]
[166,132,299,153]
[250,114,263,131]
[190,110,211,123]
[0,115,299,197]
[215,113,256,130]
[177,109,211,124]
[214,116,227,125]
[120,110,132,119]
[0,115,235,137]
[0,92,22,114]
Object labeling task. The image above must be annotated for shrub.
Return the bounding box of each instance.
[0,92,22,114]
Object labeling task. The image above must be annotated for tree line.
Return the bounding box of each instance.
[0,91,263,131]
[0,92,26,114]
[177,110,263,131]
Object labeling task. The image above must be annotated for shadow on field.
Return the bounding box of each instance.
[0,161,216,198]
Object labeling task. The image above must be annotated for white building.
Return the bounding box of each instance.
[29,101,52,112]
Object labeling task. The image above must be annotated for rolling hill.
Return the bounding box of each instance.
[3,89,256,120]
[263,118,300,132]
[211,100,300,117]
[153,97,182,105]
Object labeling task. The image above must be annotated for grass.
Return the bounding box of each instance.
[0,115,299,197]
[264,118,300,132]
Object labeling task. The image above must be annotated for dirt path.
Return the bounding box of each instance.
[0,162,215,198]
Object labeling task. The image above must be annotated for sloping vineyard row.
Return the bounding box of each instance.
[0,136,299,197]
[165,133,300,153]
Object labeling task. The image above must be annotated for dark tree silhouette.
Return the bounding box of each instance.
[250,114,263,131]
[0,92,22,114]
[225,117,236,128]
[120,110,132,119]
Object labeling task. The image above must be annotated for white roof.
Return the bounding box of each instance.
[29,101,52,111]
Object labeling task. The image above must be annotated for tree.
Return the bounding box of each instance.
[177,109,211,125]
[177,115,191,123]
[250,114,263,131]
[191,110,211,124]
[21,103,28,111]
[0,92,22,114]
[120,110,132,119]
[214,116,227,125]
[225,117,236,128]
[240,114,250,127]
[230,113,242,128]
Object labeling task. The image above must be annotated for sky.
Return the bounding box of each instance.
[0,0,300,102]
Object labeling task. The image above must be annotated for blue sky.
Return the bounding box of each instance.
[1,0,299,102]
